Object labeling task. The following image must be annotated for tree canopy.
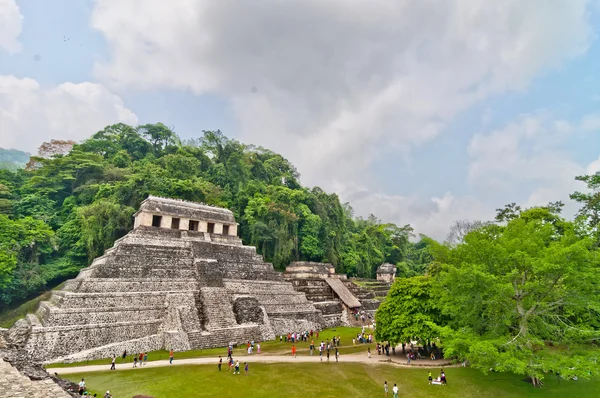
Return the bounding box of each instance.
[0,124,427,310]
[377,203,600,386]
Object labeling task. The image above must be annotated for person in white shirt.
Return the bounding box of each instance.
[78,378,86,395]
[392,383,399,398]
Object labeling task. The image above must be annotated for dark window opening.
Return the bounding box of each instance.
[222,225,230,235]
[207,223,215,233]
[152,215,162,227]
[171,218,180,229]
[189,220,199,231]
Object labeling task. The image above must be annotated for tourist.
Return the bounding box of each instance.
[384,381,388,397]
[218,356,222,371]
[133,355,138,368]
[335,347,339,362]
[234,360,240,374]
[143,352,148,365]
[291,344,297,358]
[104,391,112,398]
[368,347,371,358]
[110,354,116,370]
[244,362,249,376]
[392,383,399,398]
[122,350,127,363]
[428,371,432,385]
[169,349,174,364]
[138,352,143,365]
[280,335,283,342]
[441,369,447,385]
[228,357,234,372]
[319,345,323,362]
[326,347,330,362]
[337,335,341,347]
[78,378,86,395]
[257,342,261,354]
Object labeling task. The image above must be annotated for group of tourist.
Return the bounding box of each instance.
[220,344,250,375]
[245,340,261,354]
[132,351,148,367]
[429,369,448,385]
[279,329,319,343]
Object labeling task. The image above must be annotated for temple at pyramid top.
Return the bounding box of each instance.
[134,196,238,236]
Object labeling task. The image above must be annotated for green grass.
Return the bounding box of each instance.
[47,327,372,368]
[0,283,65,328]
[64,362,600,398]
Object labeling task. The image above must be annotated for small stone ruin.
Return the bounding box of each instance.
[376,263,396,283]
[8,196,324,363]
[283,262,381,326]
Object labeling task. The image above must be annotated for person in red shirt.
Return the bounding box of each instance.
[169,349,174,364]
[291,345,297,358]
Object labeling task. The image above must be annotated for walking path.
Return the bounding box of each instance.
[50,354,453,375]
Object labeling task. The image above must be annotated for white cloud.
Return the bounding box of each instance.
[0,0,22,53]
[89,0,595,240]
[346,189,494,241]
[91,0,593,186]
[468,111,600,220]
[0,75,138,152]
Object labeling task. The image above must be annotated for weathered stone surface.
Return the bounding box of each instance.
[9,197,324,363]
[7,319,30,347]
[284,263,381,326]
[0,348,77,397]
[233,297,264,324]
[376,263,396,283]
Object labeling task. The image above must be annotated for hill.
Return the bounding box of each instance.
[0,124,432,316]
[0,148,30,171]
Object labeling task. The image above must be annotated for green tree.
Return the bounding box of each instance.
[435,208,600,386]
[375,275,442,345]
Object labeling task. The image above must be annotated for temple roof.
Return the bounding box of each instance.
[377,263,396,274]
[135,196,236,224]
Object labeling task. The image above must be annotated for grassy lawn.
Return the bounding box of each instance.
[64,362,600,398]
[47,327,374,368]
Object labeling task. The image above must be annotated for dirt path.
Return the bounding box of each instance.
[50,354,454,375]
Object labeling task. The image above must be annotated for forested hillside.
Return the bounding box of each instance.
[0,148,30,171]
[0,123,430,310]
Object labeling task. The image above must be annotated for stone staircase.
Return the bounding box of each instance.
[349,279,392,299]
[199,287,238,329]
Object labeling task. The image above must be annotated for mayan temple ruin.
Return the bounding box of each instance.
[8,196,329,363]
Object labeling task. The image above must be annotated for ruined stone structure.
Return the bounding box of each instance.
[284,262,380,327]
[10,197,323,363]
[376,263,396,283]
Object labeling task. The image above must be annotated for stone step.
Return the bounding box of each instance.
[48,291,179,309]
[63,278,199,293]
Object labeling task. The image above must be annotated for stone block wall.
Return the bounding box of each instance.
[10,199,326,363]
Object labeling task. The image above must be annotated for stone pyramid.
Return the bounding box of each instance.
[12,196,323,363]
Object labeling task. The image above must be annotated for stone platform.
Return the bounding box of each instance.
[9,197,324,363]
[284,262,381,326]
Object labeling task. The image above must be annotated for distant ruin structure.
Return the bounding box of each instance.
[9,196,324,363]
[284,262,380,326]
[376,263,396,283]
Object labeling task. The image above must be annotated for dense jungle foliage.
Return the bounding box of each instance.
[0,123,430,310]
[376,186,600,386]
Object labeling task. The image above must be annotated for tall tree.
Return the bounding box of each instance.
[436,208,600,386]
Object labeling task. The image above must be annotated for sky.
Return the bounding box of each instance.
[1,0,600,241]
